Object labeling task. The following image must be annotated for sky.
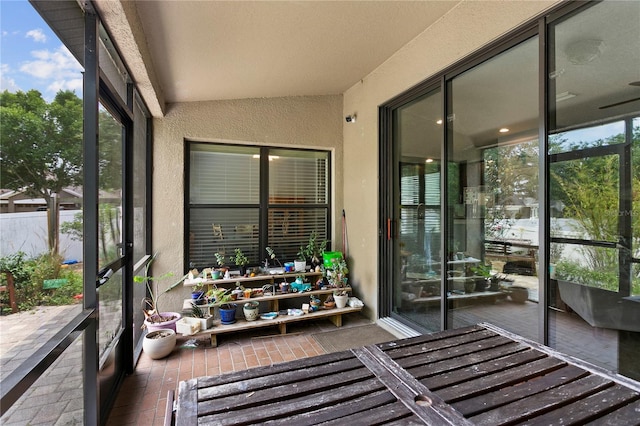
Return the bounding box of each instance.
[0,0,83,101]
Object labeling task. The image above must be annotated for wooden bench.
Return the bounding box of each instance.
[485,239,538,275]
[175,323,640,425]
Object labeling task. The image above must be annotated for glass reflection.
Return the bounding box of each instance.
[393,89,443,332]
[548,0,640,381]
[447,36,539,340]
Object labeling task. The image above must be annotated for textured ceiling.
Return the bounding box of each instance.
[132,1,460,103]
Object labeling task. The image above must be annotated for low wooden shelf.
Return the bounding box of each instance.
[182,305,363,347]
[182,272,361,347]
[183,271,323,289]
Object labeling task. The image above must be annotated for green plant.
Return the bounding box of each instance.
[0,251,84,313]
[470,263,493,279]
[189,302,208,318]
[306,230,327,265]
[214,252,226,268]
[266,247,282,267]
[327,258,349,295]
[230,248,249,267]
[133,253,186,323]
[206,287,228,302]
[296,246,308,262]
[297,231,327,263]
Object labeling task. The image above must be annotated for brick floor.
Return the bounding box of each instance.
[105,316,371,426]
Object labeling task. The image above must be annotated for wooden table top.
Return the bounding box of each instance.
[175,323,640,425]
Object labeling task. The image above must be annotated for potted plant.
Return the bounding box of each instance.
[305,230,327,269]
[265,246,282,270]
[134,253,186,333]
[142,328,176,360]
[294,246,307,272]
[230,248,249,276]
[309,295,321,311]
[323,294,335,309]
[190,281,206,305]
[470,263,495,292]
[213,252,226,279]
[327,258,349,308]
[243,300,260,321]
[208,288,238,324]
[189,302,214,330]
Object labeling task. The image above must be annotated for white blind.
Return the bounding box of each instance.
[269,150,328,204]
[188,144,330,268]
[190,148,260,205]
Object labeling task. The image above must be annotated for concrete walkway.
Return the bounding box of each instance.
[0,305,83,425]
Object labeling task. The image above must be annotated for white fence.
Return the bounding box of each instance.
[0,210,83,262]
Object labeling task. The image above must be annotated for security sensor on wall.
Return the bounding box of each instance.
[345,114,357,123]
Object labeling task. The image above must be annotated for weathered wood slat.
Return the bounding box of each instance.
[421,348,548,391]
[175,379,198,426]
[520,384,640,426]
[436,356,566,402]
[395,336,519,371]
[584,399,640,426]
[198,365,375,415]
[402,341,527,377]
[198,350,355,388]
[198,378,384,425]
[383,328,498,359]
[377,324,485,352]
[352,345,473,426]
[260,389,398,425]
[174,323,640,426]
[318,402,416,425]
[470,374,613,425]
[452,364,588,416]
[198,356,364,401]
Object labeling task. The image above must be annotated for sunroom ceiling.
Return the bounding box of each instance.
[127,1,461,104]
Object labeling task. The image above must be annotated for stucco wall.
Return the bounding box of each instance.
[342,1,560,320]
[152,96,343,310]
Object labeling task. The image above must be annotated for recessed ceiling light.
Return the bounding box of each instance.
[425,158,434,163]
[436,119,443,125]
[499,128,510,133]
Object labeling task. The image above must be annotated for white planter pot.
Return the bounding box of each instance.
[243,301,260,321]
[334,294,348,309]
[143,329,176,359]
[294,260,306,272]
[197,315,215,331]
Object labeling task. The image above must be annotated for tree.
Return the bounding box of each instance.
[0,90,83,254]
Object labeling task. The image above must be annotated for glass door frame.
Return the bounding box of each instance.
[378,78,444,333]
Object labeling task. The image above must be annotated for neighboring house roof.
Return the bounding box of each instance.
[0,188,83,206]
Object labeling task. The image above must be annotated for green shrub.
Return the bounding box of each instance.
[0,251,83,314]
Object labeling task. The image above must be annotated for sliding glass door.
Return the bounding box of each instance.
[380,0,639,381]
[547,0,640,380]
[391,89,443,332]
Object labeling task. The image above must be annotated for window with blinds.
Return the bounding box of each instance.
[188,143,330,269]
[399,163,441,255]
